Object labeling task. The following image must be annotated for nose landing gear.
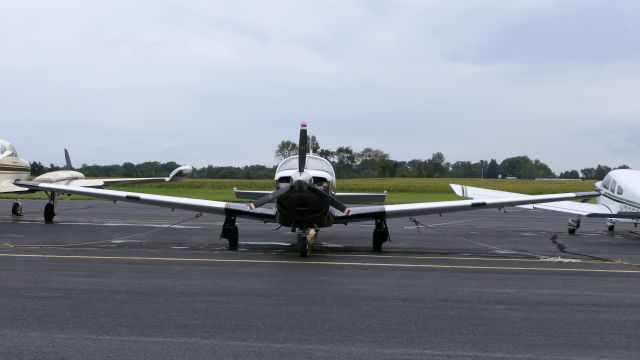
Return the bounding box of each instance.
[297,228,317,257]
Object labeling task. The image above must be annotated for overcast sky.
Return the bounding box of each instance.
[1,0,639,173]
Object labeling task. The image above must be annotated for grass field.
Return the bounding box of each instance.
[1,178,597,204]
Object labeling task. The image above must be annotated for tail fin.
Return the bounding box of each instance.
[64,149,73,170]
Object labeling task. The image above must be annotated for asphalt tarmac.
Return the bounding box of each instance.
[1,199,640,359]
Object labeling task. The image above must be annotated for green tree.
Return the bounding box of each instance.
[593,165,612,180]
[487,159,499,178]
[581,167,595,179]
[274,140,298,162]
[559,170,580,179]
[30,161,45,176]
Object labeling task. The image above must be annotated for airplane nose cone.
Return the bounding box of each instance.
[291,172,313,191]
[293,180,307,192]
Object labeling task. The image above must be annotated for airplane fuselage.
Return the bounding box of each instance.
[273,154,338,228]
[595,169,640,218]
[0,139,31,183]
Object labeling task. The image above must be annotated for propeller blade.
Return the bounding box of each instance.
[298,122,308,173]
[308,186,350,214]
[249,185,293,210]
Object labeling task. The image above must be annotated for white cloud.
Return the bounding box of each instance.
[1,0,639,172]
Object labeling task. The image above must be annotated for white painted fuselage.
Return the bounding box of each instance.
[594,169,640,219]
[0,139,30,185]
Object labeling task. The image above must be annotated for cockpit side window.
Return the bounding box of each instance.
[610,179,617,193]
[602,175,612,190]
[617,186,624,196]
[8,145,17,157]
[0,145,6,154]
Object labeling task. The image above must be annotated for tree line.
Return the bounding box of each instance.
[28,137,630,180]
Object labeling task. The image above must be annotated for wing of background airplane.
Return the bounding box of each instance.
[27,165,193,188]
[14,180,597,223]
[448,184,637,219]
[0,181,31,194]
[12,181,277,222]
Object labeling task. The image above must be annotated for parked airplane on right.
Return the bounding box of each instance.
[451,169,640,234]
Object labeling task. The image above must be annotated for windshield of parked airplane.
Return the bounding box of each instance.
[0,141,16,157]
[602,175,611,190]
[276,155,335,177]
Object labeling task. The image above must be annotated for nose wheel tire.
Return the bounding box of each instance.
[298,234,310,257]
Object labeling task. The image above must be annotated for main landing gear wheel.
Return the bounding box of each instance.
[44,203,55,224]
[372,218,389,252]
[11,202,22,216]
[567,217,581,235]
[221,215,239,249]
[607,219,616,232]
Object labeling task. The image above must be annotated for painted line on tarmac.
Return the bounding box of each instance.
[0,253,638,273]
[316,253,602,264]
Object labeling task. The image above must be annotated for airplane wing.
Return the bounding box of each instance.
[448,184,629,218]
[0,181,31,194]
[334,190,600,223]
[10,180,599,224]
[12,181,277,222]
[235,189,386,204]
[30,165,193,188]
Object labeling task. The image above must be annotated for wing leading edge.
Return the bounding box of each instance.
[13,181,276,222]
[334,190,600,223]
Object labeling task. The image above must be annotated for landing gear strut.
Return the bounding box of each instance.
[567,216,581,235]
[297,228,317,257]
[221,215,238,248]
[44,192,57,224]
[607,218,616,232]
[11,199,22,216]
[372,218,389,252]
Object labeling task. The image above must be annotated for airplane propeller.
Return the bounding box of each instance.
[248,122,350,214]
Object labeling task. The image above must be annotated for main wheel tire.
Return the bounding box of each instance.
[607,225,615,232]
[373,236,383,252]
[568,228,576,235]
[298,235,309,257]
[44,203,55,224]
[372,230,387,252]
[226,226,239,248]
[11,202,22,216]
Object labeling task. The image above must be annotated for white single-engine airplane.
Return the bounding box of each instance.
[13,124,600,256]
[451,169,640,234]
[1,138,192,223]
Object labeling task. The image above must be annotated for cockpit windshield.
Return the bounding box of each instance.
[0,141,17,157]
[276,155,335,177]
